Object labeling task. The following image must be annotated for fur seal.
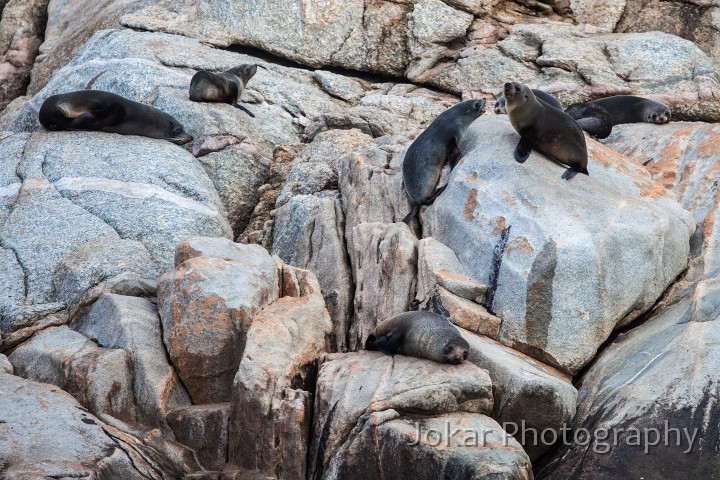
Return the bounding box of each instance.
[402,98,486,224]
[365,311,470,364]
[587,95,671,125]
[504,82,588,180]
[189,64,260,117]
[38,90,193,144]
[494,89,562,114]
[565,103,613,139]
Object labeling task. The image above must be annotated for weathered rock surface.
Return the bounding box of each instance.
[225,264,332,480]
[120,2,720,121]
[0,0,49,109]
[0,372,181,479]
[462,330,577,461]
[74,293,191,428]
[537,122,720,479]
[166,403,230,472]
[424,116,693,374]
[308,351,528,479]
[158,238,279,404]
[348,222,418,351]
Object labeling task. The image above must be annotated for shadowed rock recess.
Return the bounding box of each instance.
[0,0,718,478]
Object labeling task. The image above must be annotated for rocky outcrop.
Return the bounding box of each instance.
[536,122,720,479]
[308,351,533,479]
[74,293,191,428]
[166,403,230,472]
[0,0,49,109]
[423,116,694,374]
[224,264,332,480]
[0,372,186,479]
[158,237,279,404]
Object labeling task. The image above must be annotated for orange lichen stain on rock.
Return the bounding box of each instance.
[505,236,533,256]
[697,125,720,158]
[491,216,506,235]
[464,188,478,220]
[588,142,639,176]
[640,181,675,199]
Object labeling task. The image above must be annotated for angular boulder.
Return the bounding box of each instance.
[423,116,694,374]
[157,238,279,404]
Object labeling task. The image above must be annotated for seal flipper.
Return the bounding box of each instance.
[447,138,462,169]
[514,127,537,164]
[561,165,587,180]
[365,329,404,355]
[425,184,447,205]
[402,203,420,224]
[234,103,256,118]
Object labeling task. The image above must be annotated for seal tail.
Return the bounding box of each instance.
[402,204,420,224]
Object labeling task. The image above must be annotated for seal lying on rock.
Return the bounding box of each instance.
[565,103,613,139]
[402,99,486,224]
[587,95,671,125]
[189,64,261,117]
[504,82,588,180]
[39,90,193,144]
[365,311,470,364]
[494,89,562,114]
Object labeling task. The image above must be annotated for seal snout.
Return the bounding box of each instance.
[503,82,514,96]
[171,132,194,145]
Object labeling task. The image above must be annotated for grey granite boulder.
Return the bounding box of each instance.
[423,116,694,374]
[74,293,191,428]
[308,351,534,480]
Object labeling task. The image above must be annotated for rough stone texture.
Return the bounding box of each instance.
[26,0,151,95]
[196,143,271,237]
[120,3,720,120]
[224,264,332,480]
[158,238,279,404]
[348,222,418,351]
[0,372,179,479]
[309,351,516,479]
[74,293,191,428]
[416,236,487,304]
[273,194,353,351]
[426,285,502,339]
[0,353,12,374]
[0,0,49,109]
[0,128,231,316]
[461,330,577,461]
[424,116,693,374]
[537,121,720,479]
[166,403,230,472]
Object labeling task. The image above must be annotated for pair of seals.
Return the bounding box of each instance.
[494,89,562,114]
[402,99,486,224]
[38,90,193,145]
[189,64,260,117]
[504,82,588,180]
[365,311,470,364]
[587,95,671,125]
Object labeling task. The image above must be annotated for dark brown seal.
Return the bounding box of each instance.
[189,64,260,117]
[38,90,193,144]
[504,82,588,180]
[494,89,562,114]
[365,311,470,364]
[402,98,486,224]
[587,95,671,125]
[565,103,613,139]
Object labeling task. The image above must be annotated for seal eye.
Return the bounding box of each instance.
[463,351,468,360]
[171,126,184,136]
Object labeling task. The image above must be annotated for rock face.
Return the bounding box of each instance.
[166,403,230,472]
[121,1,720,121]
[0,372,180,479]
[225,264,332,480]
[536,122,720,479]
[424,116,694,374]
[308,351,533,480]
[74,293,191,428]
[158,237,279,404]
[0,0,49,109]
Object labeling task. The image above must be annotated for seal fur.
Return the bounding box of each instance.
[365,311,470,364]
[402,98,486,224]
[38,90,193,144]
